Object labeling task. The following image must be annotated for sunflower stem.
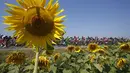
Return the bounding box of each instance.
[36,7,40,17]
[33,49,39,73]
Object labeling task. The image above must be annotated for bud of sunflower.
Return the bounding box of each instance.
[74,46,81,53]
[89,55,95,63]
[93,49,106,55]
[6,51,26,64]
[120,43,130,51]
[66,45,75,52]
[54,53,60,62]
[104,45,108,49]
[80,49,85,53]
[116,58,127,69]
[87,43,99,52]
[38,56,50,70]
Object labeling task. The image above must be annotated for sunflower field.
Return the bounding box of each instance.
[0,43,130,73]
[1,0,130,73]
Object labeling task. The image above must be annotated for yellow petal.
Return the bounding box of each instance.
[16,0,28,8]
[24,0,35,6]
[46,0,54,10]
[5,9,24,16]
[54,15,66,22]
[55,9,64,16]
[3,16,22,20]
[54,34,61,40]
[13,30,22,37]
[16,34,24,42]
[50,1,59,15]
[54,30,61,36]
[40,0,46,6]
[34,0,42,6]
[4,19,21,24]
[55,23,66,28]
[55,26,65,32]
[52,41,56,45]
[5,3,22,9]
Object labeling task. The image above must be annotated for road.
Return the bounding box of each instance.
[0,46,87,50]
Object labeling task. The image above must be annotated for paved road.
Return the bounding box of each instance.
[0,46,87,50]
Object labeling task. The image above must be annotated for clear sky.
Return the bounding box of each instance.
[0,0,130,38]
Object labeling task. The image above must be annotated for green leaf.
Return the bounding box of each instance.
[70,63,77,67]
[77,59,84,63]
[94,64,103,72]
[55,59,63,66]
[80,69,88,73]
[7,70,19,73]
[63,53,71,59]
[47,43,54,50]
[23,64,34,71]
[8,65,18,70]
[50,65,57,73]
[109,67,116,73]
[85,64,91,69]
[7,66,19,73]
[63,69,72,73]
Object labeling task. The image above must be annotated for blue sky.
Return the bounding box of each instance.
[0,0,130,37]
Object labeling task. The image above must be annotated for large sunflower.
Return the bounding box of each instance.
[3,0,65,48]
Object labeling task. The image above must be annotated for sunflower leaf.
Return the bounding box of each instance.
[47,43,54,50]
[94,64,103,72]
[63,69,72,73]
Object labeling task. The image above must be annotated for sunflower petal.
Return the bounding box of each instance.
[55,9,64,16]
[4,19,21,24]
[55,23,66,28]
[55,26,65,32]
[5,3,21,9]
[24,0,34,6]
[16,0,28,8]
[46,0,54,10]
[5,9,24,15]
[50,2,59,16]
[41,0,46,6]
[54,34,61,40]
[3,16,22,20]
[54,15,66,22]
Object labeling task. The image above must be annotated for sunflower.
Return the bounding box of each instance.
[54,53,60,62]
[119,43,130,51]
[93,49,106,54]
[3,0,66,48]
[87,43,99,52]
[66,45,75,52]
[74,46,81,52]
[116,58,127,69]
[32,56,50,69]
[39,56,50,70]
[6,51,26,64]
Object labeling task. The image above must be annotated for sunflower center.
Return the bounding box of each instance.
[90,45,96,50]
[25,7,54,36]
